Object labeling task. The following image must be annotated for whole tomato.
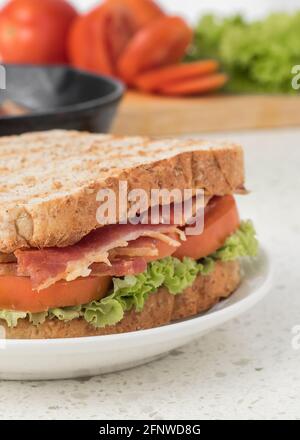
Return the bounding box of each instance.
[0,0,78,64]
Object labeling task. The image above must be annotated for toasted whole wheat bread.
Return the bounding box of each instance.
[0,130,244,253]
[2,260,240,339]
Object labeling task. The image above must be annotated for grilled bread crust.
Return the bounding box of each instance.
[2,260,241,339]
[0,130,244,253]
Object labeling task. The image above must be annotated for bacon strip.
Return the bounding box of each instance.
[15,223,182,291]
[110,237,159,259]
[90,258,147,277]
[0,253,17,263]
[0,263,19,276]
[0,257,148,280]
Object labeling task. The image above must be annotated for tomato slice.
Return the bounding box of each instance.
[68,2,137,76]
[68,13,96,72]
[134,60,219,92]
[118,16,193,82]
[159,73,228,96]
[174,195,240,260]
[0,276,111,313]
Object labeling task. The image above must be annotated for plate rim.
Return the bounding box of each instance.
[1,244,273,348]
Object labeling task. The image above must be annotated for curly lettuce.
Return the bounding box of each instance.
[0,221,258,328]
[83,256,212,328]
[0,310,27,328]
[83,297,124,328]
[188,13,300,94]
[212,220,258,261]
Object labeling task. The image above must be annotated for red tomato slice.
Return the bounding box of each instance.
[118,16,193,82]
[159,73,228,96]
[68,2,137,76]
[174,195,240,260]
[68,13,95,72]
[134,60,220,92]
[0,276,111,313]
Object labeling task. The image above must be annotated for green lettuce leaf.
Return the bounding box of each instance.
[50,306,82,321]
[188,12,300,94]
[29,312,48,326]
[0,310,27,328]
[196,257,215,276]
[0,221,258,329]
[83,297,124,328]
[212,220,258,261]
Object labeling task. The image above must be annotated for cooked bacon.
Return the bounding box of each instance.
[0,263,19,276]
[12,198,208,291]
[0,257,147,279]
[15,223,182,291]
[131,195,209,226]
[110,237,159,259]
[90,258,147,277]
[0,253,17,263]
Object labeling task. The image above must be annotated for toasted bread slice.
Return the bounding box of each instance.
[0,130,244,253]
[2,260,240,339]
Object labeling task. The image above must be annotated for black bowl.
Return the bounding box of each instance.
[0,64,124,136]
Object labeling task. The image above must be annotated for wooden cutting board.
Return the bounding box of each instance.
[111,91,300,136]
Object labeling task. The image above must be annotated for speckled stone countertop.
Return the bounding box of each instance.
[0,128,299,420]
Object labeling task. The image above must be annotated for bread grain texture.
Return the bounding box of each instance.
[0,130,244,253]
[2,260,241,339]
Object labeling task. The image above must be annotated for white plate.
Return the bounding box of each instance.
[0,246,272,380]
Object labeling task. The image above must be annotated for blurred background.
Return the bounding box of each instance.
[1,0,300,21]
[36,0,300,20]
[48,0,300,21]
[1,0,300,135]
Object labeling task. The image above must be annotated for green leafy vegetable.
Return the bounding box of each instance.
[83,256,207,327]
[188,13,300,93]
[0,221,258,328]
[212,220,258,261]
[28,311,48,326]
[50,306,82,321]
[84,297,124,328]
[0,310,27,327]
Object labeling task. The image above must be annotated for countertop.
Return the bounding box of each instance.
[0,128,299,420]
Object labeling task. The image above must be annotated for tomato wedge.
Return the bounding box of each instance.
[106,0,164,28]
[134,60,219,92]
[68,2,137,76]
[0,276,111,313]
[159,73,228,96]
[174,195,240,260]
[118,16,193,82]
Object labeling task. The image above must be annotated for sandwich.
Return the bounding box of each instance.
[0,130,258,339]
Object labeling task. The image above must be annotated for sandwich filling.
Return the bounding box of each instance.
[0,195,258,329]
